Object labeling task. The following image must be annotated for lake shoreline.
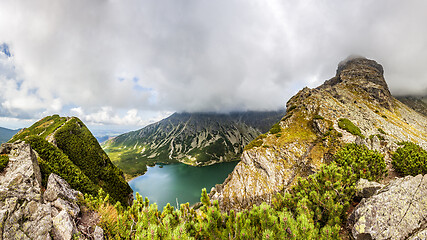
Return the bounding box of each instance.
[128,161,239,208]
[125,159,240,182]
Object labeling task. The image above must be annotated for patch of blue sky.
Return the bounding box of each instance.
[0,43,11,57]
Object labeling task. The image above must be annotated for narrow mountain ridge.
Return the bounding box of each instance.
[103,111,285,179]
[9,115,133,205]
[210,57,427,211]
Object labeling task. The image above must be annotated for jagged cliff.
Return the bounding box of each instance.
[0,142,104,239]
[102,111,285,178]
[210,57,427,211]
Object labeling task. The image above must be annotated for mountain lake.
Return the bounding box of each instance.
[128,161,239,209]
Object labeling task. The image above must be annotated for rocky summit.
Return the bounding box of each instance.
[0,142,103,240]
[210,57,427,211]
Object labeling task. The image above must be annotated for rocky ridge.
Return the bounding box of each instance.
[9,115,133,206]
[210,57,427,211]
[0,142,103,240]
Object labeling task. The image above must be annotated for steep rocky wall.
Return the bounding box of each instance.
[211,57,427,211]
[0,142,103,240]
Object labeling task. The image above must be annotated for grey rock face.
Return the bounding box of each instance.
[349,174,427,240]
[0,142,103,240]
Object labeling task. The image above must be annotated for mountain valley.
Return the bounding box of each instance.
[102,111,285,179]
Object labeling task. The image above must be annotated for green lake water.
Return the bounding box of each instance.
[128,161,239,209]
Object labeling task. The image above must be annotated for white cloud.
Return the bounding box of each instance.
[0,0,427,127]
[71,106,172,127]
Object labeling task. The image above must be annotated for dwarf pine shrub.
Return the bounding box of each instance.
[392,142,427,176]
[82,143,388,239]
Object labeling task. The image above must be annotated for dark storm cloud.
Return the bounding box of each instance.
[0,0,426,125]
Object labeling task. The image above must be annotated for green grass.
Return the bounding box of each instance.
[244,134,266,150]
[9,115,67,142]
[338,118,364,138]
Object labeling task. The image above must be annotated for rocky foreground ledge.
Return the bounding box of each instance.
[350,175,427,240]
[0,142,103,240]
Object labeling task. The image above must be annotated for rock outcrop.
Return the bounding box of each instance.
[349,174,427,240]
[0,142,104,240]
[211,57,427,211]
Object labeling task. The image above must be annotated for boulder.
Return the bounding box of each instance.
[44,173,81,203]
[52,210,77,240]
[349,174,427,240]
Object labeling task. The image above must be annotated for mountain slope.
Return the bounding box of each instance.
[103,111,285,178]
[210,57,427,211]
[9,115,133,205]
[0,127,19,143]
[395,94,427,116]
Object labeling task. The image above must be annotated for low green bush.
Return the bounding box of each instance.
[334,143,387,181]
[0,154,9,171]
[25,135,99,194]
[269,122,281,134]
[244,134,266,150]
[287,105,297,112]
[54,118,132,205]
[392,142,427,176]
[377,128,386,135]
[338,118,364,138]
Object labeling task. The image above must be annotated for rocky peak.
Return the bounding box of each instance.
[211,57,427,212]
[322,56,394,110]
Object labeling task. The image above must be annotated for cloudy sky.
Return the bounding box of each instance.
[0,0,426,131]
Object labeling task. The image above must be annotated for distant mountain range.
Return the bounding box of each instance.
[0,127,19,143]
[102,110,285,179]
